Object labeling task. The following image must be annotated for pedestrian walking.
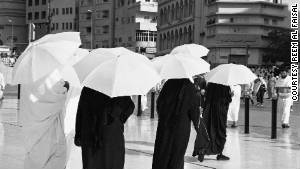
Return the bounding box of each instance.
[0,71,5,101]
[20,78,69,169]
[227,85,241,128]
[152,79,200,169]
[74,87,135,169]
[275,68,292,128]
[255,76,267,106]
[193,82,232,161]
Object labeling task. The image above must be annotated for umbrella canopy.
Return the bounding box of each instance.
[12,32,81,84]
[152,54,210,82]
[205,63,257,86]
[170,44,209,58]
[73,48,161,97]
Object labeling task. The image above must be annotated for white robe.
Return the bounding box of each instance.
[20,79,67,169]
[275,76,292,124]
[227,85,241,122]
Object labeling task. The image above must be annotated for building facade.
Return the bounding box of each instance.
[50,0,79,33]
[205,0,289,65]
[78,0,114,49]
[114,0,158,58]
[157,0,290,65]
[26,0,50,39]
[0,0,27,54]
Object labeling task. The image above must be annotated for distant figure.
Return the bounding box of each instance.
[152,79,200,169]
[254,76,267,106]
[20,78,69,169]
[75,87,135,169]
[267,74,276,99]
[194,74,207,109]
[275,68,292,128]
[0,71,5,101]
[193,83,232,162]
[227,85,241,128]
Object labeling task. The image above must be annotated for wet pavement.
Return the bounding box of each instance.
[0,85,300,169]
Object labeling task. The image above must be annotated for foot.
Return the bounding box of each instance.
[217,154,230,161]
[198,154,204,162]
[282,124,290,128]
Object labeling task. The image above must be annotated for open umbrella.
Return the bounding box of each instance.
[12,32,81,84]
[152,54,210,82]
[170,44,209,58]
[73,48,161,97]
[205,63,257,86]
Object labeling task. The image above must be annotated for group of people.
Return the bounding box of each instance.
[15,63,293,169]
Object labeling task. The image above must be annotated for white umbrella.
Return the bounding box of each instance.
[152,54,210,82]
[170,44,209,58]
[12,32,81,84]
[205,63,257,86]
[73,48,161,97]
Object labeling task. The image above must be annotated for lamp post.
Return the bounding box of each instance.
[87,9,93,50]
[8,19,13,54]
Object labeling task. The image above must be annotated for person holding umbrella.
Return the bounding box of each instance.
[151,51,210,169]
[193,63,257,162]
[73,47,161,169]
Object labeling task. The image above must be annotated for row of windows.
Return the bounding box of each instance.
[117,0,157,8]
[28,11,46,20]
[28,0,47,6]
[159,25,194,51]
[86,25,110,34]
[207,17,278,26]
[51,22,75,31]
[80,0,110,6]
[52,7,74,16]
[136,30,157,42]
[159,0,194,26]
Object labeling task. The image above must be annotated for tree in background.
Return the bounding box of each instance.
[263,29,291,64]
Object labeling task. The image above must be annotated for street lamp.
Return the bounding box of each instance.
[87,9,93,50]
[8,19,13,54]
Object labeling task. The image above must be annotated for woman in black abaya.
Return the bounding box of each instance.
[74,87,135,169]
[193,82,232,161]
[152,79,200,169]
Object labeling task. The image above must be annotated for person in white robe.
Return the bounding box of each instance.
[227,85,241,128]
[275,68,292,128]
[20,75,69,169]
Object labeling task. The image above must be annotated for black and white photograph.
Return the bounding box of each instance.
[0,0,299,169]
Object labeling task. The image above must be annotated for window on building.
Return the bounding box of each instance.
[41,11,46,19]
[56,23,59,30]
[28,13,32,20]
[42,0,46,5]
[66,22,69,29]
[131,16,135,23]
[86,27,91,33]
[34,12,39,20]
[86,12,91,20]
[230,18,234,23]
[128,37,132,41]
[35,0,39,6]
[52,9,55,16]
[103,25,109,34]
[70,7,73,14]
[62,8,65,15]
[136,30,153,41]
[102,10,109,18]
[51,23,55,30]
[272,19,277,25]
[66,8,69,14]
[115,17,119,22]
[56,8,59,15]
[62,23,65,30]
[119,38,122,42]
[264,18,269,25]
[144,16,150,19]
[70,22,73,30]
[103,0,109,2]
[28,0,33,6]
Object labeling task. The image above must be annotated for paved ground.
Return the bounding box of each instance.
[1,85,300,169]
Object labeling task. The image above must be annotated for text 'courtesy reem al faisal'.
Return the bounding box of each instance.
[291,3,299,101]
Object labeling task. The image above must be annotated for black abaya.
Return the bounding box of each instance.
[152,79,200,169]
[193,83,232,156]
[75,87,135,169]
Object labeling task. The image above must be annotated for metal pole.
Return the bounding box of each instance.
[11,22,13,51]
[150,92,155,119]
[17,84,21,100]
[244,96,250,134]
[271,98,278,139]
[91,14,93,49]
[137,95,142,116]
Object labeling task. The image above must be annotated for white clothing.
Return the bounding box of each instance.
[275,76,292,124]
[227,85,241,122]
[20,78,67,169]
[141,94,148,111]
